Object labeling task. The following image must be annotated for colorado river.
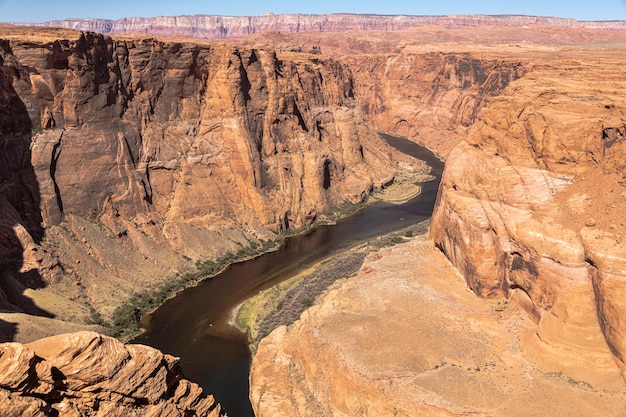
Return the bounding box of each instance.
[132,133,444,416]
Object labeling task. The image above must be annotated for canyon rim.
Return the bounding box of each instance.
[1,13,626,417]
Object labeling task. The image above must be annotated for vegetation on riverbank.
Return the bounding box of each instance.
[104,162,430,341]
[236,219,431,349]
[100,239,280,341]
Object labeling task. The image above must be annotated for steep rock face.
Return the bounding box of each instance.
[346,53,527,156]
[431,52,626,385]
[0,28,396,328]
[29,14,626,40]
[0,41,48,316]
[0,331,224,416]
[251,236,626,417]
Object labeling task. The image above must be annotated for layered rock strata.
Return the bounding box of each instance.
[0,27,399,335]
[0,331,224,416]
[251,235,626,416]
[431,51,626,385]
[346,53,526,156]
[27,14,626,40]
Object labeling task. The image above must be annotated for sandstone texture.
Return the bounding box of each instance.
[345,53,526,157]
[238,24,626,156]
[248,28,626,416]
[27,14,626,40]
[251,235,626,416]
[0,27,401,335]
[431,50,626,385]
[2,20,626,417]
[0,331,224,416]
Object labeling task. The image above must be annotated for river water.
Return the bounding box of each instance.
[132,134,444,417]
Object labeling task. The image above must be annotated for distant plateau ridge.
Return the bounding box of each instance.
[20,13,626,40]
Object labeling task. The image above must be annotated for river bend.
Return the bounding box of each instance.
[132,133,444,416]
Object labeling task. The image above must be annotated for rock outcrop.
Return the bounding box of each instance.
[249,33,626,415]
[26,14,626,40]
[431,49,626,385]
[0,27,398,336]
[0,331,224,416]
[250,235,626,417]
[346,53,527,156]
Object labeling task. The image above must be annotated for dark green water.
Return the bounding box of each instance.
[132,134,444,416]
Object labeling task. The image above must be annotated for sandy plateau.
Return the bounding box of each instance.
[251,235,626,417]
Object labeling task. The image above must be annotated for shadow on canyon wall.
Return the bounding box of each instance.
[0,53,53,341]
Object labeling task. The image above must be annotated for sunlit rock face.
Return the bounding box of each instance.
[346,52,527,156]
[431,51,626,386]
[250,39,626,417]
[0,331,225,416]
[0,28,395,328]
[250,236,626,417]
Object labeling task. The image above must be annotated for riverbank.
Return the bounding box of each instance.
[132,133,444,416]
[235,169,431,346]
[236,219,431,349]
[114,152,430,342]
[250,233,626,416]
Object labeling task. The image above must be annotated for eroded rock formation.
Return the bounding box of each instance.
[431,51,626,386]
[249,31,626,416]
[346,53,527,156]
[0,331,224,416]
[0,27,399,336]
[251,235,626,417]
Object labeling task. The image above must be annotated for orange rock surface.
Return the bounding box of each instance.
[249,25,626,416]
[2,20,626,417]
[0,27,401,330]
[251,235,626,416]
[0,331,224,416]
[431,48,626,384]
[30,14,626,40]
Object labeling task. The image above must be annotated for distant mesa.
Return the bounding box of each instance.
[21,13,626,40]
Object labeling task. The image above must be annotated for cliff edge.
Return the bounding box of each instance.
[0,331,224,416]
[27,14,626,40]
[251,235,626,416]
[431,49,626,386]
[0,27,402,339]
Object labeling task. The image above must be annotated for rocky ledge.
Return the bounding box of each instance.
[0,331,224,416]
[431,49,626,385]
[0,27,402,338]
[250,235,625,416]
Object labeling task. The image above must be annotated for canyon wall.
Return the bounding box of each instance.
[0,28,399,335]
[346,53,526,156]
[431,52,626,384]
[236,30,533,157]
[250,41,626,416]
[0,25,532,338]
[0,331,224,416]
[27,14,626,40]
[251,235,626,417]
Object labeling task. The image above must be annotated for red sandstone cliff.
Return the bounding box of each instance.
[0,24,530,337]
[0,27,401,336]
[431,49,626,386]
[346,53,526,156]
[251,235,626,417]
[249,44,626,417]
[1,19,626,417]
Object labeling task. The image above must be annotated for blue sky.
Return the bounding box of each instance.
[1,0,625,23]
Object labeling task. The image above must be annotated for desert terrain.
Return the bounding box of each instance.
[0,14,625,416]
